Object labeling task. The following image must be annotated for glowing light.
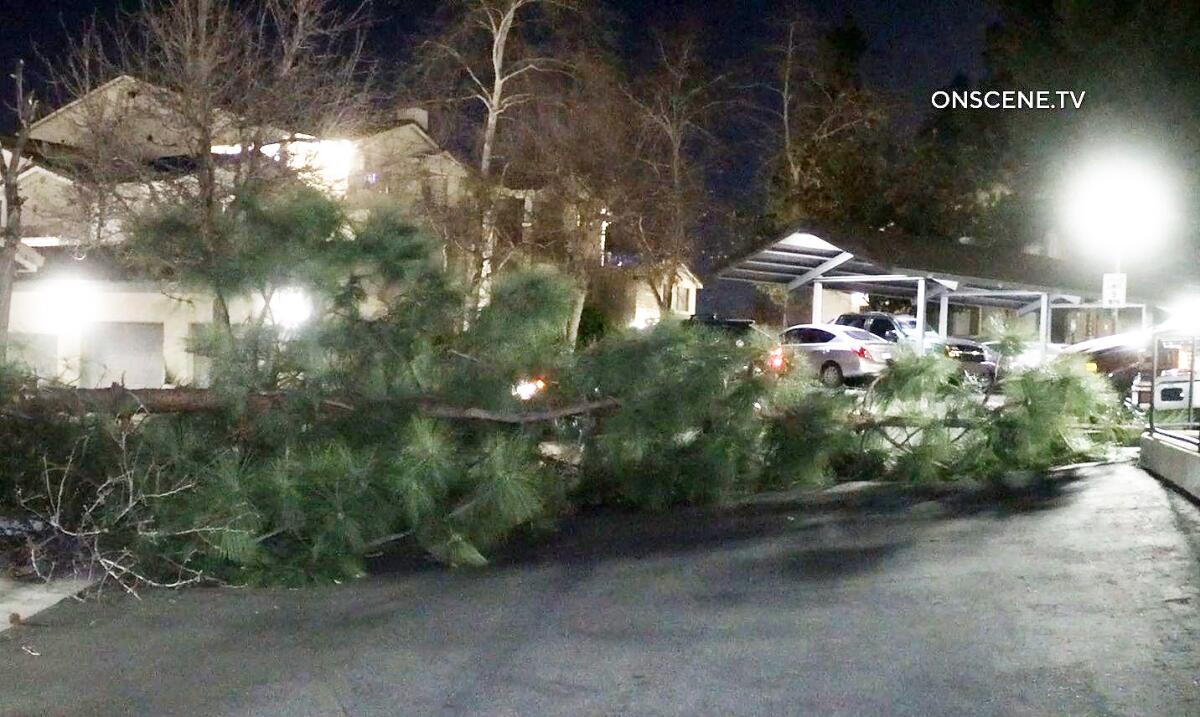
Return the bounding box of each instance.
[1161,294,1200,334]
[512,377,547,401]
[767,346,786,372]
[1061,147,1180,256]
[217,138,360,195]
[33,278,99,333]
[267,287,313,329]
[263,139,358,196]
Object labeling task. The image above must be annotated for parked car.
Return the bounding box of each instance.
[1131,370,1200,412]
[780,323,896,386]
[1127,332,1193,411]
[834,312,996,384]
[834,312,940,347]
[1062,332,1147,396]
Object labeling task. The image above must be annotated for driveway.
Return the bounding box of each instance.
[2,463,1199,716]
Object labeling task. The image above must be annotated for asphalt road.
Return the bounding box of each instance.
[2,463,1199,717]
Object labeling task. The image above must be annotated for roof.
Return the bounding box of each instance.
[719,223,1198,310]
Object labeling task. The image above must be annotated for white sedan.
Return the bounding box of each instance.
[780,324,897,387]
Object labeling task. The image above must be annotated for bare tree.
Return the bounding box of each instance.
[0,61,41,354]
[411,0,577,310]
[49,0,375,329]
[623,33,725,312]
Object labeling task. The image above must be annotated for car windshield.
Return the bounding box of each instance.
[895,317,940,339]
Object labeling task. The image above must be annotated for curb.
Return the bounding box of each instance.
[724,454,1138,517]
[1140,433,1200,504]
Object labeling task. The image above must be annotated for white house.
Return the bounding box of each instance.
[4,76,702,387]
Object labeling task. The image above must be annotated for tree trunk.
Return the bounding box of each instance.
[476,204,497,309]
[212,291,233,335]
[565,281,588,348]
[0,242,17,355]
[10,384,620,424]
[0,61,31,356]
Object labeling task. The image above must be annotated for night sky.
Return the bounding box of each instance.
[1,0,992,128]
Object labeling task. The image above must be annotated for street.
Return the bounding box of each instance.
[2,463,1199,716]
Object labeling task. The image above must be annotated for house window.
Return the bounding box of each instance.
[672,286,692,313]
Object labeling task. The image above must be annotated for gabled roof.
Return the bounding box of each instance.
[29,74,289,158]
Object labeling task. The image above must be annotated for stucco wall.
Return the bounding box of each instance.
[5,281,266,388]
[786,286,861,326]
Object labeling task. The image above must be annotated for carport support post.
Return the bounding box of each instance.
[915,278,927,353]
[811,281,823,323]
[1038,293,1051,358]
[938,294,949,338]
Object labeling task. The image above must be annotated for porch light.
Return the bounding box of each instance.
[35,278,99,333]
[262,139,358,196]
[267,287,313,329]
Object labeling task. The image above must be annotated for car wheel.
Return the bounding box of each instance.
[820,362,844,387]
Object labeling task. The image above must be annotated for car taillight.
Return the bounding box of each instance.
[852,345,868,359]
[767,346,786,372]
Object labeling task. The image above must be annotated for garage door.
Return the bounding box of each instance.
[80,322,165,389]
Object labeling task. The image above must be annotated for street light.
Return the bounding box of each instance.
[1061,147,1180,269]
[1061,147,1181,332]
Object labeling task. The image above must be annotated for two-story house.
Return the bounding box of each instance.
[4,76,700,387]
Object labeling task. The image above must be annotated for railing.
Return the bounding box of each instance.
[1146,330,1200,449]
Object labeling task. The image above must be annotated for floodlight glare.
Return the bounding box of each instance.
[1061,148,1180,257]
[268,287,313,329]
[1161,293,1200,334]
[35,278,99,333]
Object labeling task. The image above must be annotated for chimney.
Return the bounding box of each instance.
[397,107,429,132]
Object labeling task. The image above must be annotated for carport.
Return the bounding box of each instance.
[718,230,1154,355]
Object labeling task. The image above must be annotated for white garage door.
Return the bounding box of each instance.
[80,322,165,389]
